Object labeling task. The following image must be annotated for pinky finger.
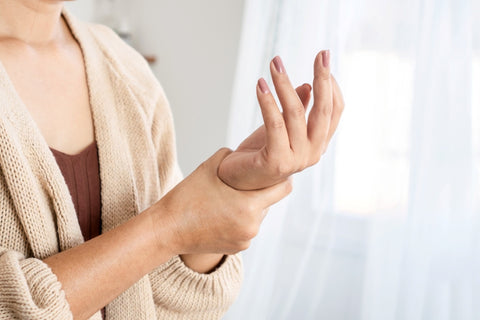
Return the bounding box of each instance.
[296,83,312,110]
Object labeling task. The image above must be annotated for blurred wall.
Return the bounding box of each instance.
[132,1,245,175]
[64,0,95,21]
[67,0,246,175]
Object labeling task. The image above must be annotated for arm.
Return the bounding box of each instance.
[40,149,291,320]
[43,208,171,320]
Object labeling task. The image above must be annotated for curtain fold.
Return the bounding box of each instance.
[225,0,480,319]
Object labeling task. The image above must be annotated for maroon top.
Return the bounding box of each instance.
[50,141,105,319]
[50,141,102,241]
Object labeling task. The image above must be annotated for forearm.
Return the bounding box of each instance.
[44,208,173,320]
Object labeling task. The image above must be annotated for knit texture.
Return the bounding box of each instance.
[0,9,243,320]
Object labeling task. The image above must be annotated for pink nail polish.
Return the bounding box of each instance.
[258,78,270,93]
[273,56,285,73]
[322,50,330,68]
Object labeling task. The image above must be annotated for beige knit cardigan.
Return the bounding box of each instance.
[0,9,243,320]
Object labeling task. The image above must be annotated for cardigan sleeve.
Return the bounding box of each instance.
[147,90,244,319]
[149,254,243,319]
[0,248,74,319]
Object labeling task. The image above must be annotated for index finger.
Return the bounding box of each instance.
[257,78,290,155]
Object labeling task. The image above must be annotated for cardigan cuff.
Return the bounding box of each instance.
[0,251,73,319]
[149,253,243,318]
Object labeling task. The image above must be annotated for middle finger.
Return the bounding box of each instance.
[270,56,309,155]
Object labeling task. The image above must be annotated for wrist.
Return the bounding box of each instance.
[144,198,183,261]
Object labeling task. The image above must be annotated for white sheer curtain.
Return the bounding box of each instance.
[224,0,480,319]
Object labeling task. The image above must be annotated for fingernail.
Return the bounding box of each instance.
[322,50,330,68]
[258,78,270,94]
[273,56,285,73]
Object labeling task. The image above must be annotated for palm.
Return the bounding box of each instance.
[237,125,267,151]
[218,85,311,190]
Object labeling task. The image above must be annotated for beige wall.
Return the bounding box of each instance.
[66,0,246,175]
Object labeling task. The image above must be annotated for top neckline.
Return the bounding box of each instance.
[50,141,97,158]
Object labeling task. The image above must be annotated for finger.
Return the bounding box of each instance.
[270,56,308,153]
[251,178,293,208]
[241,83,311,152]
[307,50,333,153]
[257,78,290,155]
[325,75,345,145]
[295,83,312,109]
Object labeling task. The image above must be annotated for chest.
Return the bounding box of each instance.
[0,40,93,154]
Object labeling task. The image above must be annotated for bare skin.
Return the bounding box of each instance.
[0,1,344,319]
[0,0,93,155]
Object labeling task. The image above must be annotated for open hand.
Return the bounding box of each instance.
[218,50,345,190]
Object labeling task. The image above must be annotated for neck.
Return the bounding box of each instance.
[0,0,66,45]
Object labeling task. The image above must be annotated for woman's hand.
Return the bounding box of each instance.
[150,148,293,256]
[218,50,345,190]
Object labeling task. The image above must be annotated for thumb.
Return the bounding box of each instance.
[203,147,233,174]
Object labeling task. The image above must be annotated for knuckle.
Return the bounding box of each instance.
[312,152,321,164]
[300,159,310,171]
[308,145,323,162]
[267,117,285,129]
[314,71,330,82]
[296,154,311,171]
[253,153,266,169]
[321,104,333,117]
[292,162,303,173]
[273,161,293,176]
[288,104,305,117]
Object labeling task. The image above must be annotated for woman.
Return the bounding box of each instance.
[0,0,344,319]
